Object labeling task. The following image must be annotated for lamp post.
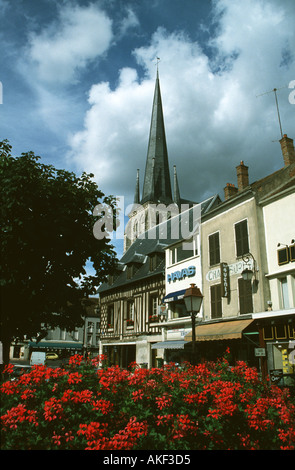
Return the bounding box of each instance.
[241,252,257,283]
[184,284,203,365]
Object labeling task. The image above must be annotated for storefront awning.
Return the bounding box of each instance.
[29,341,83,350]
[151,340,186,350]
[184,319,254,342]
[162,290,186,303]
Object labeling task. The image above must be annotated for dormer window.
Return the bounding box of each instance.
[149,252,164,271]
[127,264,137,279]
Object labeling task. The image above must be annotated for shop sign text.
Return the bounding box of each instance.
[167,265,196,283]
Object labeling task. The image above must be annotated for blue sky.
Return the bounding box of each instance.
[1,0,294,259]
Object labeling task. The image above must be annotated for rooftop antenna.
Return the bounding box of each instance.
[256,85,287,139]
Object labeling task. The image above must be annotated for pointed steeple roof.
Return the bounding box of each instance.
[173,165,181,207]
[133,169,140,204]
[141,71,173,205]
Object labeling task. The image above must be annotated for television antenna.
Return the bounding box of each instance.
[256,85,287,139]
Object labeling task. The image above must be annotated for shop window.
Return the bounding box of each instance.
[235,220,249,257]
[275,325,287,340]
[170,301,188,319]
[210,284,222,319]
[238,278,253,314]
[263,325,274,340]
[209,232,220,266]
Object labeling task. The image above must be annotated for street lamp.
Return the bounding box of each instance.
[241,253,257,283]
[184,284,203,365]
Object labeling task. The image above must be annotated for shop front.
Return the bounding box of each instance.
[151,338,191,366]
[102,342,136,368]
[184,317,261,369]
[252,310,295,387]
[29,341,83,359]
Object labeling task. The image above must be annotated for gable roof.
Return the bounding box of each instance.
[98,194,220,294]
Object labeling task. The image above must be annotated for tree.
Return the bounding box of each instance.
[0,140,118,365]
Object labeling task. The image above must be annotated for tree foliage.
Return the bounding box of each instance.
[0,140,118,359]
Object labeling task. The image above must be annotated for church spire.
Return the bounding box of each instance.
[141,70,173,205]
[133,169,140,204]
[173,165,181,207]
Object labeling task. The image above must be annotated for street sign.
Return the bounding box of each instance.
[255,348,266,357]
[220,263,230,298]
[269,369,283,384]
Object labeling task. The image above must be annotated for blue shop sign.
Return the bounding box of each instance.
[167,266,196,283]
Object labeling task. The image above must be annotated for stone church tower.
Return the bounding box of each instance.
[124,71,191,252]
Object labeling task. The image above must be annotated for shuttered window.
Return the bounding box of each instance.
[210,284,222,319]
[209,232,220,266]
[235,220,249,257]
[238,278,253,314]
[277,247,289,265]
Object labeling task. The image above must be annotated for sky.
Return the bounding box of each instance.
[1,0,294,260]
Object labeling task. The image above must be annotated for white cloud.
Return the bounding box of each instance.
[118,7,140,38]
[67,0,294,209]
[26,3,113,84]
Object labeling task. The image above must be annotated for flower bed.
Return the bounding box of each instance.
[1,352,294,450]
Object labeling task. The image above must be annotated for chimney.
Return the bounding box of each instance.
[236,161,249,191]
[224,183,238,200]
[280,134,295,166]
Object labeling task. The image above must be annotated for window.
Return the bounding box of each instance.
[280,277,290,309]
[149,253,164,271]
[133,221,138,239]
[150,295,158,315]
[235,220,249,257]
[209,232,220,266]
[126,264,139,279]
[169,238,198,265]
[60,329,66,340]
[170,301,188,319]
[107,304,114,328]
[238,278,253,314]
[126,300,134,321]
[278,247,289,265]
[73,329,79,341]
[210,284,222,319]
[126,265,133,279]
[149,294,158,321]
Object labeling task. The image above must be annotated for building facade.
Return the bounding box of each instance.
[184,135,295,380]
[98,71,220,367]
[98,69,295,381]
